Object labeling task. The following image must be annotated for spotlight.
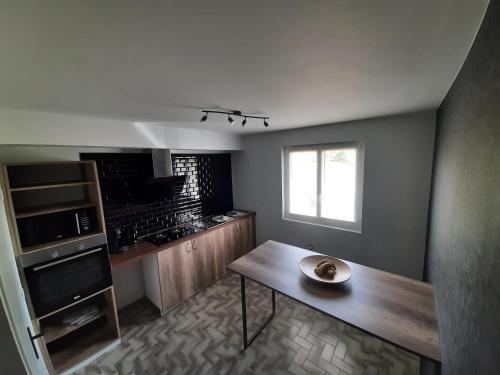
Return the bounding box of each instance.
[241,117,247,127]
[228,115,235,126]
[200,112,208,122]
[264,119,269,128]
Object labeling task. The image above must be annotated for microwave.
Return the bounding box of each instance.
[17,207,97,248]
[21,236,112,317]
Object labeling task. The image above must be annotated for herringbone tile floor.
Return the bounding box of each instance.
[78,273,418,375]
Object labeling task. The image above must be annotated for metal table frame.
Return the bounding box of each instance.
[240,276,275,349]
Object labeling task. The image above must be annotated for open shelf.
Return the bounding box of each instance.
[6,162,95,190]
[49,324,117,374]
[40,287,120,373]
[15,201,96,218]
[38,287,112,321]
[43,311,106,344]
[10,181,95,192]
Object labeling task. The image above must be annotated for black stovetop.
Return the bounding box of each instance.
[145,225,202,246]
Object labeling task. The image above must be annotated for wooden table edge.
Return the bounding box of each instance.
[227,243,441,363]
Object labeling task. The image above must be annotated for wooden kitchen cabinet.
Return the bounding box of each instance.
[158,240,195,311]
[215,215,256,268]
[235,216,255,259]
[144,240,195,313]
[142,214,255,315]
[192,230,218,290]
[217,221,237,271]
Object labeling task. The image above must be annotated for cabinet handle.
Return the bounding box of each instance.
[27,327,43,359]
[75,213,81,235]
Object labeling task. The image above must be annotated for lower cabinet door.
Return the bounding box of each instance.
[157,240,194,312]
[232,216,256,260]
[218,222,237,266]
[192,231,218,290]
[239,216,256,255]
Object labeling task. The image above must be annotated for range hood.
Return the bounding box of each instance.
[146,149,186,189]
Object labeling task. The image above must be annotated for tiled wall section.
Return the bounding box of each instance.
[80,152,233,240]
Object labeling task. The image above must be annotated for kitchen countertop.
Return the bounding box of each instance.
[109,211,255,269]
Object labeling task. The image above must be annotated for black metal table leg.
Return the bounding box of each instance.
[240,275,276,349]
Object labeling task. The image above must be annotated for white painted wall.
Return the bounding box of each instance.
[112,265,145,310]
[0,109,242,150]
[232,111,436,280]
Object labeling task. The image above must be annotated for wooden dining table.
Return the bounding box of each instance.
[227,240,441,374]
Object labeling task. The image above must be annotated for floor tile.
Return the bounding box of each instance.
[76,273,418,375]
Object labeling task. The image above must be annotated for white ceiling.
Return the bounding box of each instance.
[0,0,489,133]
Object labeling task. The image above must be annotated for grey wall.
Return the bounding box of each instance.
[233,111,436,279]
[425,0,500,373]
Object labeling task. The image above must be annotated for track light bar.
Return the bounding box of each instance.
[200,110,270,128]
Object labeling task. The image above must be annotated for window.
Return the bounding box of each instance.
[283,142,364,232]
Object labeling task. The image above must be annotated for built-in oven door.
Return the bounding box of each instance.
[24,245,112,317]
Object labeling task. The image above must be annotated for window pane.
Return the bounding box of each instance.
[289,151,317,216]
[321,148,357,222]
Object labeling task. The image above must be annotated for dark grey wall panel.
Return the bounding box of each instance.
[425,1,500,374]
[233,111,436,280]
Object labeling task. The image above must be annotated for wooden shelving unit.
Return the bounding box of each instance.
[43,311,106,344]
[39,288,121,374]
[0,161,120,374]
[1,161,106,255]
[15,201,96,218]
[10,181,96,192]
[50,326,117,374]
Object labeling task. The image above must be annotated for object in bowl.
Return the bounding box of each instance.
[314,259,337,279]
[299,255,352,284]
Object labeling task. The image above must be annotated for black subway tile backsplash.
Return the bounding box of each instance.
[80,152,233,243]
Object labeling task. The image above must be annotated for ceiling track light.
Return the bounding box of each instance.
[199,110,270,129]
[200,111,208,122]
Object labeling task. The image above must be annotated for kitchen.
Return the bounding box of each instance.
[0,1,499,375]
[0,147,258,373]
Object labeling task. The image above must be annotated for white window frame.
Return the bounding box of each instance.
[282,141,364,233]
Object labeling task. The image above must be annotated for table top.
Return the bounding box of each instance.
[227,240,440,362]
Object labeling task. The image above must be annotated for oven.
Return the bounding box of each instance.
[20,234,113,317]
